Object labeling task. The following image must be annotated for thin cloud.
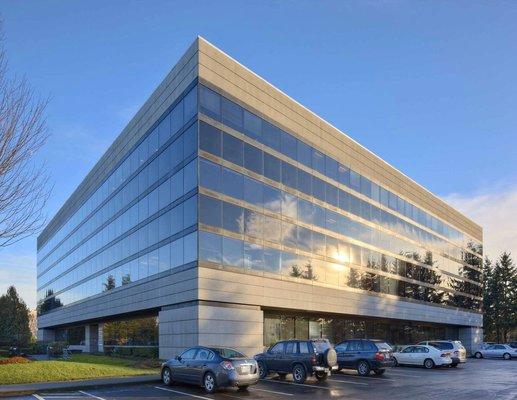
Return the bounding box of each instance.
[442,186,517,261]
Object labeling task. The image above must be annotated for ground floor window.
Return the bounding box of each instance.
[55,325,85,345]
[103,315,158,357]
[264,312,457,347]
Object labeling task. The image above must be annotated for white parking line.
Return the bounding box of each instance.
[78,391,106,400]
[327,378,370,386]
[154,386,213,399]
[32,395,45,400]
[252,387,294,396]
[263,378,367,389]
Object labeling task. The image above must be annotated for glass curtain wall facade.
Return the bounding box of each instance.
[197,84,483,314]
[37,84,199,316]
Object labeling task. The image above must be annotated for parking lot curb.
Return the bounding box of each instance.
[0,374,161,397]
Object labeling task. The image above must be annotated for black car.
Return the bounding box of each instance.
[255,339,338,384]
[334,339,394,376]
[161,346,259,394]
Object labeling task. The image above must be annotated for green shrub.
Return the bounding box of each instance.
[46,341,69,357]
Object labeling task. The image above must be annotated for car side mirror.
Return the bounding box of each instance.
[176,355,182,361]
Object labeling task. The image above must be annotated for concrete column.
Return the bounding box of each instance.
[459,326,483,355]
[37,328,55,342]
[98,323,104,353]
[158,302,264,360]
[84,325,91,352]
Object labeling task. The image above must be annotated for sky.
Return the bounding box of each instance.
[0,1,516,308]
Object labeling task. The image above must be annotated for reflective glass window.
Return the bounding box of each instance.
[282,161,297,188]
[243,110,262,141]
[262,121,281,152]
[223,202,244,233]
[200,195,222,227]
[222,167,243,199]
[281,131,298,161]
[199,159,221,192]
[243,143,263,175]
[199,231,222,263]
[199,122,221,156]
[222,133,243,166]
[222,236,243,268]
[243,176,263,208]
[312,149,325,174]
[221,97,243,131]
[199,85,221,120]
[171,101,184,135]
[183,86,197,122]
[264,153,281,182]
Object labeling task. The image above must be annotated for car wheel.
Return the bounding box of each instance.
[315,371,328,381]
[203,372,217,394]
[450,363,458,368]
[474,352,483,359]
[374,369,386,376]
[392,357,398,367]
[258,361,268,379]
[424,358,435,369]
[292,364,307,384]
[357,360,371,376]
[162,367,173,386]
[238,385,249,391]
[278,373,287,380]
[503,353,511,360]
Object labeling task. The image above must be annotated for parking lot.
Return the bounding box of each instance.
[8,359,517,400]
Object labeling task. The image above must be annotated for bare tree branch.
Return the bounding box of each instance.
[0,21,51,248]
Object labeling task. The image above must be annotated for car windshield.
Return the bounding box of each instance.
[374,342,392,351]
[312,340,331,353]
[213,348,246,358]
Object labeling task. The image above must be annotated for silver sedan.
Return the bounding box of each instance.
[474,344,517,360]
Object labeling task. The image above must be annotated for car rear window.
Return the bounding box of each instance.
[430,342,453,350]
[213,348,246,358]
[312,340,331,353]
[374,342,392,351]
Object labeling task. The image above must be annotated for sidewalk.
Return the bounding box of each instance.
[0,374,160,397]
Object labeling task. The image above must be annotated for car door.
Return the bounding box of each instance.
[335,341,349,368]
[175,348,198,382]
[340,340,357,367]
[484,345,495,358]
[267,342,285,372]
[282,342,296,372]
[398,346,414,364]
[191,348,214,383]
[493,345,505,358]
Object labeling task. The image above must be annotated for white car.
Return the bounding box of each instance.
[393,345,452,369]
[474,344,517,360]
[418,340,467,366]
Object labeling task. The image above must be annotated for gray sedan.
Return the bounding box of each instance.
[161,346,259,393]
[474,344,517,360]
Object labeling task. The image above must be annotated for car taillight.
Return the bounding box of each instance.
[310,355,317,365]
[374,352,385,361]
[220,361,234,370]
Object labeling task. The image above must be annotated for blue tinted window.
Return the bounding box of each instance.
[325,156,338,181]
[199,159,221,192]
[183,231,197,263]
[360,177,372,198]
[221,97,243,131]
[183,86,198,122]
[298,198,314,225]
[350,170,360,192]
[222,133,243,166]
[263,185,282,213]
[264,153,281,182]
[244,242,264,271]
[312,150,325,174]
[297,141,312,168]
[263,248,281,273]
[297,169,312,195]
[199,231,221,263]
[223,202,244,233]
[200,194,220,226]
[312,176,325,202]
[222,236,243,268]
[243,110,262,141]
[338,164,350,186]
[243,143,263,175]
[199,122,221,156]
[183,195,197,227]
[262,121,281,151]
[171,101,184,135]
[183,123,198,159]
[199,86,221,120]
[222,168,243,199]
[281,161,297,188]
[281,131,298,161]
[183,159,197,193]
[326,183,338,207]
[243,176,263,208]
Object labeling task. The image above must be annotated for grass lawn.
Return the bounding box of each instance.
[0,354,160,385]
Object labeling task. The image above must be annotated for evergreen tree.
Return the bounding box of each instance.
[482,257,495,340]
[491,253,517,342]
[103,275,116,291]
[0,286,32,346]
